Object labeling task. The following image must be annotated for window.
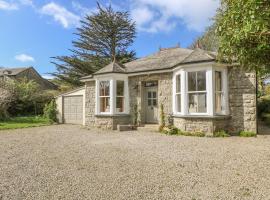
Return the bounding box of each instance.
[116,80,124,113]
[99,81,110,113]
[96,78,128,115]
[215,71,224,114]
[188,71,207,113]
[175,74,181,112]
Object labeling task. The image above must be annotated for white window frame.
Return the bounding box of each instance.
[172,64,229,117]
[95,74,129,115]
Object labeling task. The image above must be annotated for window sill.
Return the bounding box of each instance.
[173,114,231,120]
[95,114,130,117]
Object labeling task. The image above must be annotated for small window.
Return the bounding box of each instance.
[99,81,110,113]
[116,80,125,113]
[187,71,207,113]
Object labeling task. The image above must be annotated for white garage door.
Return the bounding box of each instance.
[63,96,83,124]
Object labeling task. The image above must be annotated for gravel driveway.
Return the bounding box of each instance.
[1,125,270,200]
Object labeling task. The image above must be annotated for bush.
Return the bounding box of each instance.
[43,100,58,123]
[213,130,230,137]
[258,96,270,118]
[239,131,256,137]
[159,104,166,132]
[162,126,180,135]
[161,126,205,137]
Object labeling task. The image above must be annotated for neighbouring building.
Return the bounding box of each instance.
[0,66,57,90]
[56,47,257,135]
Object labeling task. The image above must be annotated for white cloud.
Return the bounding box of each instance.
[72,1,97,17]
[19,0,33,6]
[130,0,219,33]
[0,0,18,10]
[15,54,35,62]
[40,2,80,28]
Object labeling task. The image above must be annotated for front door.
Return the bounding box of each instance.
[145,87,158,123]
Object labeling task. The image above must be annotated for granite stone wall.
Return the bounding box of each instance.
[85,81,96,127]
[129,73,173,125]
[84,66,256,134]
[227,66,257,133]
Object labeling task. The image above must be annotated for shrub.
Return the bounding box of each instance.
[162,126,180,135]
[159,104,166,132]
[43,100,58,123]
[213,130,230,137]
[239,131,256,137]
[258,96,270,118]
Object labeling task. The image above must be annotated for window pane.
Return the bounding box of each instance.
[100,97,110,112]
[188,93,197,113]
[188,93,207,113]
[116,97,124,113]
[176,74,181,93]
[188,72,196,91]
[100,81,110,96]
[215,71,222,91]
[176,94,181,112]
[215,93,223,113]
[153,91,157,98]
[153,99,157,106]
[197,71,206,91]
[117,80,124,96]
[197,93,207,113]
[148,99,152,106]
[148,92,152,98]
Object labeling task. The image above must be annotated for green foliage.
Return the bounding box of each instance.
[52,3,136,86]
[239,131,257,137]
[162,126,206,137]
[159,104,166,132]
[43,100,58,123]
[258,96,270,118]
[0,116,51,130]
[213,130,230,137]
[162,126,180,135]
[189,24,219,51]
[7,79,54,116]
[216,0,270,73]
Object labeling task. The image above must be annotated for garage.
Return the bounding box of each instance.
[63,96,83,124]
[56,87,85,125]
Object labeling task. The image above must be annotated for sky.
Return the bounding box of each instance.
[0,0,219,78]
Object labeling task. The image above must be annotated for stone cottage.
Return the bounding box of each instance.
[56,47,257,134]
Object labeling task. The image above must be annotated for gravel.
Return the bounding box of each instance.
[1,124,270,200]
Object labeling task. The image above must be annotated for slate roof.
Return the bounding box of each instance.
[94,62,126,75]
[82,47,217,79]
[0,67,30,76]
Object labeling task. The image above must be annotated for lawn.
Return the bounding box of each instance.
[0,116,51,130]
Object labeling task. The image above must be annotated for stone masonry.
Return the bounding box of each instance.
[84,66,257,134]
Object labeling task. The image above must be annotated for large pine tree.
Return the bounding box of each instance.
[52,3,136,86]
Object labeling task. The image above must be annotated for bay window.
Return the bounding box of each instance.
[215,71,225,114]
[175,74,181,113]
[188,71,207,113]
[99,81,110,113]
[173,66,228,116]
[116,80,125,113]
[96,77,128,115]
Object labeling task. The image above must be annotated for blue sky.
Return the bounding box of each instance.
[0,0,219,78]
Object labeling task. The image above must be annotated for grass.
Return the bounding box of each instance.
[0,116,52,130]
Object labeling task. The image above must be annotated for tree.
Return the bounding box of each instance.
[216,0,270,72]
[52,3,136,86]
[0,81,14,120]
[189,24,219,52]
